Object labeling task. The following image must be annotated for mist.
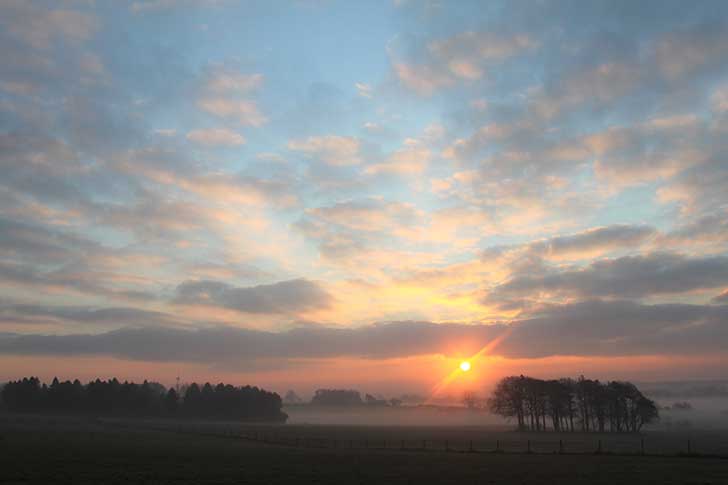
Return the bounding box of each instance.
[641,380,728,430]
[284,405,507,427]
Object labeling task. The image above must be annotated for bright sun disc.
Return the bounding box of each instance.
[459,361,471,372]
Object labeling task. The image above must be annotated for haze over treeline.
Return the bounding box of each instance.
[0,374,668,433]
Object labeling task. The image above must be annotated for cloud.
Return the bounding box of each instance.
[288,135,362,166]
[713,290,728,304]
[0,133,84,203]
[527,224,656,258]
[487,252,728,303]
[585,117,707,186]
[115,146,299,210]
[173,278,332,314]
[305,199,419,233]
[392,31,536,95]
[364,138,430,175]
[294,198,424,264]
[0,260,157,302]
[131,0,227,14]
[653,24,728,81]
[197,68,266,126]
[484,224,657,263]
[392,62,455,96]
[657,157,728,214]
[186,128,246,146]
[355,82,373,98]
[204,71,263,94]
[0,217,100,264]
[197,98,267,126]
[660,210,728,248]
[0,301,174,327]
[428,31,537,78]
[531,62,644,119]
[1,300,725,364]
[712,84,728,112]
[0,1,98,49]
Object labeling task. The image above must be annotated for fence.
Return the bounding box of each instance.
[96,419,728,459]
[236,433,724,458]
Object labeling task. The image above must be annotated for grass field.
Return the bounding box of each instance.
[1,414,727,484]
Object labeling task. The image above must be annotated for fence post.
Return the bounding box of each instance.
[527,440,531,454]
[641,438,645,455]
[559,439,563,454]
[469,440,473,453]
[597,439,602,454]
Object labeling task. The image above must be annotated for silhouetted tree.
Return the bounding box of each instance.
[164,388,179,414]
[487,375,527,430]
[311,389,362,406]
[1,377,286,422]
[489,375,658,432]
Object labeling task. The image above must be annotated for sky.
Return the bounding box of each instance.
[1,0,728,398]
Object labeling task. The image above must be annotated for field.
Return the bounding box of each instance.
[1,414,728,484]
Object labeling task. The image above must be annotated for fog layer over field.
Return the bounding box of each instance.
[285,405,507,427]
[284,380,728,429]
[641,380,728,430]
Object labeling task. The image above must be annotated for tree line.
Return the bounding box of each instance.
[1,377,287,423]
[307,389,402,407]
[488,375,659,432]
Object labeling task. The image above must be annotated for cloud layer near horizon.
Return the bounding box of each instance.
[2,300,726,366]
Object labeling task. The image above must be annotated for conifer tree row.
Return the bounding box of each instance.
[1,377,287,422]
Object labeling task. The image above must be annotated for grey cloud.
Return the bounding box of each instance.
[0,216,100,263]
[294,198,421,262]
[661,157,728,214]
[433,9,728,221]
[0,260,157,302]
[293,217,365,262]
[661,209,728,246]
[484,224,656,262]
[0,133,85,204]
[173,278,332,314]
[529,224,655,256]
[488,252,728,301]
[0,300,725,364]
[0,1,98,50]
[0,301,174,327]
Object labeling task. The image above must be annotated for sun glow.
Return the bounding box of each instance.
[426,329,514,403]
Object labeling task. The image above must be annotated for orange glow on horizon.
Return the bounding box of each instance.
[426,328,513,403]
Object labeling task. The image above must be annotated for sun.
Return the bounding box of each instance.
[459,361,471,372]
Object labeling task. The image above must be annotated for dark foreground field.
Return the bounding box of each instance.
[1,415,727,485]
